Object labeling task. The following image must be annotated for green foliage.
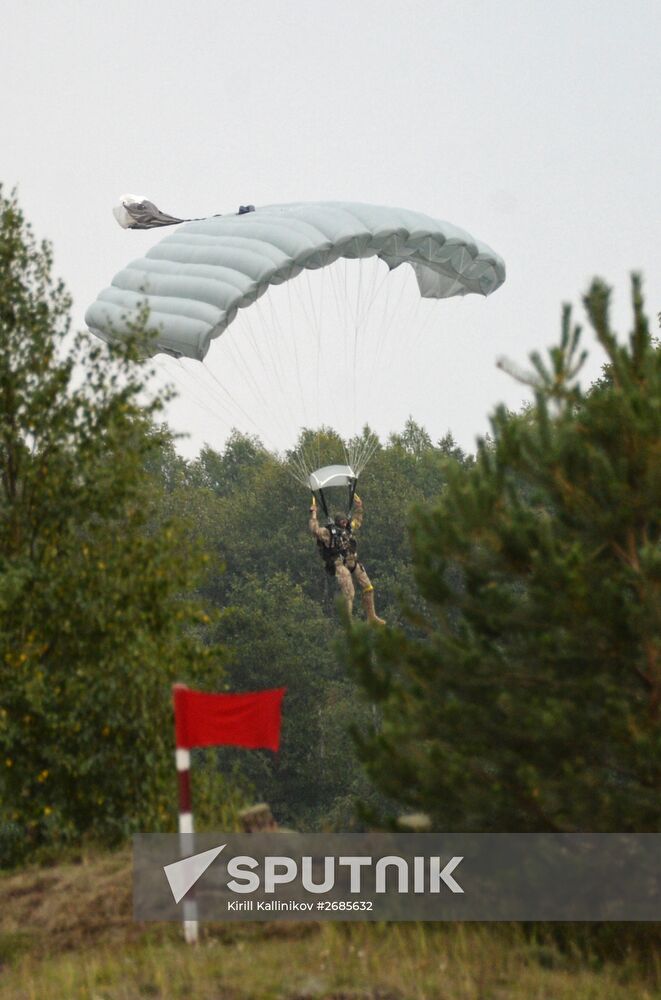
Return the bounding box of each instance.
[346,276,660,832]
[208,573,383,829]
[171,419,467,829]
[0,188,224,859]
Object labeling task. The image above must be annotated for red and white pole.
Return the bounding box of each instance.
[173,684,199,944]
[171,682,285,943]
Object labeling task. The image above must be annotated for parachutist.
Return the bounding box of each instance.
[309,495,385,625]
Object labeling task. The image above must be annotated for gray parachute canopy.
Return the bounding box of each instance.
[86,201,506,361]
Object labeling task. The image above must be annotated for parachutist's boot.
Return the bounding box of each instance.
[362,587,386,625]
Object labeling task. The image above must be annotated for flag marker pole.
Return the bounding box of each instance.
[171,681,285,944]
[173,685,199,945]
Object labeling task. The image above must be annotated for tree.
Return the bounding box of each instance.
[210,573,382,829]
[346,276,660,832]
[0,188,223,860]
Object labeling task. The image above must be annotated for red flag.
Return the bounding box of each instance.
[174,686,285,751]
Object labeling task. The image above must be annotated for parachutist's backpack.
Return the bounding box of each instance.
[318,523,356,575]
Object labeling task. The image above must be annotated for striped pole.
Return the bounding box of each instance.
[173,684,199,945]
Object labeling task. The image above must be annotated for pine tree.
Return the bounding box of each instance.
[346,276,660,832]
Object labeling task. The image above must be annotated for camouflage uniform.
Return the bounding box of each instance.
[309,498,385,623]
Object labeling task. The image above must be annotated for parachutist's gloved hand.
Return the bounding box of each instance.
[354,494,363,507]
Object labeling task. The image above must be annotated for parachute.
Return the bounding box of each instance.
[86,200,506,481]
[87,200,504,361]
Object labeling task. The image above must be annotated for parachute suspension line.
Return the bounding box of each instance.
[280,439,309,488]
[328,259,347,377]
[325,261,355,434]
[353,255,386,424]
[293,261,360,483]
[252,292,319,482]
[345,258,384,476]
[200,319,292,455]
[346,418,379,478]
[407,297,439,360]
[303,268,321,343]
[219,319,285,438]
[352,258,363,436]
[287,449,311,488]
[183,257,408,488]
[324,258,371,474]
[361,263,412,422]
[263,283,322,485]
[154,357,235,436]
[371,297,441,444]
[333,257,385,478]
[304,266,350,480]
[251,296,299,431]
[240,294,314,482]
[251,295,311,463]
[191,358,281,453]
[285,265,345,481]
[354,257,389,330]
[231,303,295,448]
[170,357,249,433]
[168,349,308,486]
[365,259,393,424]
[282,276,316,471]
[370,266,406,382]
[169,354,294,464]
[328,261,359,473]
[173,357,236,431]
[280,274,320,470]
[341,258,352,402]
[330,258,357,435]
[367,278,439,424]
[356,430,380,474]
[303,269,324,476]
[274,282,308,433]
[313,267,325,476]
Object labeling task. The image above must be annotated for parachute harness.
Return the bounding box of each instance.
[317,524,358,577]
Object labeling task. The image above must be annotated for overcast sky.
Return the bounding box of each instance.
[3,0,660,459]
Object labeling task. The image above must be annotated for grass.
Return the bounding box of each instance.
[0,850,658,999]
